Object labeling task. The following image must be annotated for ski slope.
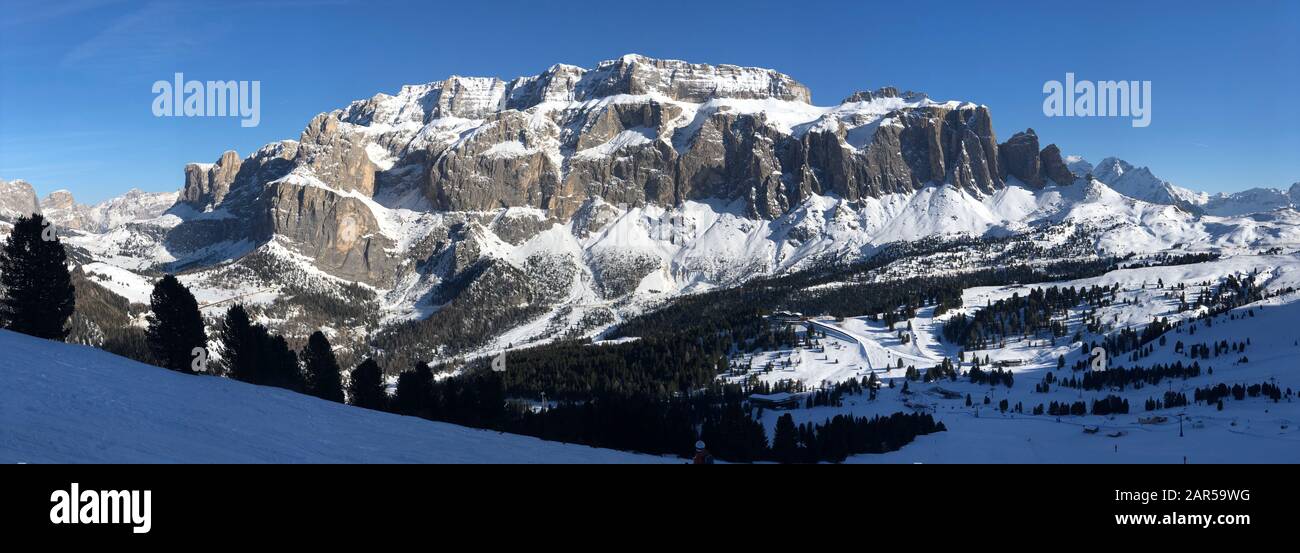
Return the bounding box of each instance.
[730,257,1300,462]
[0,330,668,463]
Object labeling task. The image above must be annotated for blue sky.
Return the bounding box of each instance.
[1,0,1297,203]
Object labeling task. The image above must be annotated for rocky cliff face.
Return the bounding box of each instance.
[155,55,1069,289]
[343,57,1014,222]
[997,129,1076,188]
[6,56,1102,301]
[44,192,92,230]
[264,174,395,283]
[0,179,40,222]
[181,150,243,209]
[295,115,377,196]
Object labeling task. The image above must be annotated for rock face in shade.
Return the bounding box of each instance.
[1039,144,1076,187]
[998,129,1077,188]
[998,129,1045,187]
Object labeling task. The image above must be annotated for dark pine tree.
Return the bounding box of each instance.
[394,362,434,417]
[771,413,800,463]
[301,331,344,402]
[0,214,75,340]
[217,303,304,391]
[145,275,207,374]
[349,358,387,411]
[263,334,304,392]
[218,304,259,382]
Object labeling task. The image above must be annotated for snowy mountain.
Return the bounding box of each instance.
[1,54,1297,371]
[1200,184,1300,217]
[0,329,664,463]
[40,188,179,233]
[1085,157,1208,212]
[1071,156,1298,217]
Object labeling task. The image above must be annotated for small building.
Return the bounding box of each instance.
[748,392,801,410]
[929,387,964,400]
[770,311,804,322]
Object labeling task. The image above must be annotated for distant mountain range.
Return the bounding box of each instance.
[1067,156,1299,216]
[0,179,177,232]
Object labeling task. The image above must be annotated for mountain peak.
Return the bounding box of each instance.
[0,178,41,220]
[840,87,928,104]
[375,54,816,119]
[41,189,77,210]
[1093,157,1135,181]
[1064,155,1093,176]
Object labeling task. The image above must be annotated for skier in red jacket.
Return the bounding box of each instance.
[692,440,714,464]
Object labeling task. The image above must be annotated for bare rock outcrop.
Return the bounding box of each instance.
[182,150,242,208]
[428,110,562,214]
[998,129,1075,188]
[1039,144,1075,187]
[0,179,40,221]
[265,179,394,283]
[296,115,376,196]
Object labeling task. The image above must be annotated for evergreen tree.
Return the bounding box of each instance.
[771,413,800,463]
[218,304,258,382]
[0,214,75,340]
[145,275,207,374]
[217,303,304,391]
[263,334,304,392]
[302,331,344,402]
[394,362,435,417]
[349,358,387,411]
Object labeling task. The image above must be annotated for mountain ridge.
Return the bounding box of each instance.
[1067,155,1300,216]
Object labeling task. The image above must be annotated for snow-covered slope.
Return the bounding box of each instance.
[1201,186,1299,217]
[0,330,665,463]
[1088,157,1207,210]
[730,257,1300,463]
